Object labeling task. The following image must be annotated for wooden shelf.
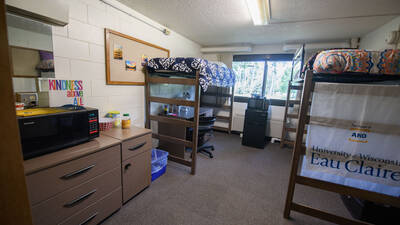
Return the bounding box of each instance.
[212,126,229,132]
[201,103,231,110]
[149,115,194,127]
[149,96,195,107]
[152,133,193,147]
[216,115,230,121]
[202,92,232,97]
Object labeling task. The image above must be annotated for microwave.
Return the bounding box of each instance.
[18,106,99,160]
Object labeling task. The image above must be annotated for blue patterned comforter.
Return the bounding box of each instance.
[146,57,236,91]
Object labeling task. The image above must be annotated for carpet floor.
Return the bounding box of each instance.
[102,132,351,225]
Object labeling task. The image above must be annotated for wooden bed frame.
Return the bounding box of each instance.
[145,69,201,175]
[284,70,400,225]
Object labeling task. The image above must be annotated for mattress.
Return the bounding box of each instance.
[146,57,236,91]
[301,83,400,197]
[299,49,400,81]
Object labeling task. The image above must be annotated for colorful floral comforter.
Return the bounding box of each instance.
[147,57,235,91]
[302,49,400,77]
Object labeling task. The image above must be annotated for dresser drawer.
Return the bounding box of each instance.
[26,145,120,205]
[122,150,151,203]
[59,187,121,225]
[121,134,151,161]
[31,167,121,225]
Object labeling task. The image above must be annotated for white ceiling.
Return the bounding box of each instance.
[117,0,400,46]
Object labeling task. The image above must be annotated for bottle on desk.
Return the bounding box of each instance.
[122,113,131,129]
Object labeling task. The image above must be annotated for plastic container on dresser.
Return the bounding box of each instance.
[151,149,169,181]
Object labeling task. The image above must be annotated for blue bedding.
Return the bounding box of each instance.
[147,57,236,91]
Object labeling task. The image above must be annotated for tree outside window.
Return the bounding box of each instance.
[232,61,265,97]
[232,60,292,101]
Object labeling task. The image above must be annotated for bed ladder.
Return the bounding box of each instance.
[280,81,307,148]
[284,70,400,225]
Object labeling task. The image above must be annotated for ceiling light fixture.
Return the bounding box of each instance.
[245,0,271,26]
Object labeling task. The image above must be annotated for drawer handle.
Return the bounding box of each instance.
[64,189,96,208]
[79,212,98,225]
[128,142,146,151]
[61,164,96,180]
[124,163,131,170]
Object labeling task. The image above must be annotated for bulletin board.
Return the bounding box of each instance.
[105,29,170,85]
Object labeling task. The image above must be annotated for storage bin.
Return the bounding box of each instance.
[151,149,168,181]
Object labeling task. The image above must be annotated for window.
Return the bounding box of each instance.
[232,61,265,97]
[232,54,293,105]
[265,61,292,100]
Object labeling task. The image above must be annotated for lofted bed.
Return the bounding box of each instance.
[145,57,235,174]
[284,48,400,224]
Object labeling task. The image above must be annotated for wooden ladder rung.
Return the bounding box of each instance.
[216,115,230,121]
[291,203,369,225]
[149,115,195,127]
[295,176,400,208]
[287,113,298,118]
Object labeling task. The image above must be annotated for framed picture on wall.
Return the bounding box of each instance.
[105,29,170,85]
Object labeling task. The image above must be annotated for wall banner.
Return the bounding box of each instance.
[303,83,400,188]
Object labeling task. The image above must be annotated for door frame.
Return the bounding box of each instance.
[0,1,33,224]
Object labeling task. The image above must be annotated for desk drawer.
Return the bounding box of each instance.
[31,167,121,225]
[122,150,151,203]
[59,187,121,225]
[26,145,120,205]
[121,134,151,160]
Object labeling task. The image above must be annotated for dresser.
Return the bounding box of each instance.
[102,127,152,203]
[24,135,122,225]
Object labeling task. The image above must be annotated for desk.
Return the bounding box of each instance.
[158,107,213,158]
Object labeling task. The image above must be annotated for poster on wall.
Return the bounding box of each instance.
[113,43,123,60]
[301,83,400,193]
[125,60,136,71]
[39,79,84,106]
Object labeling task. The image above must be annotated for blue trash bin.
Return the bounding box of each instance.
[151,149,168,182]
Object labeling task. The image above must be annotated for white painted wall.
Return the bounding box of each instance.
[360,16,400,50]
[203,44,287,137]
[51,0,201,127]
